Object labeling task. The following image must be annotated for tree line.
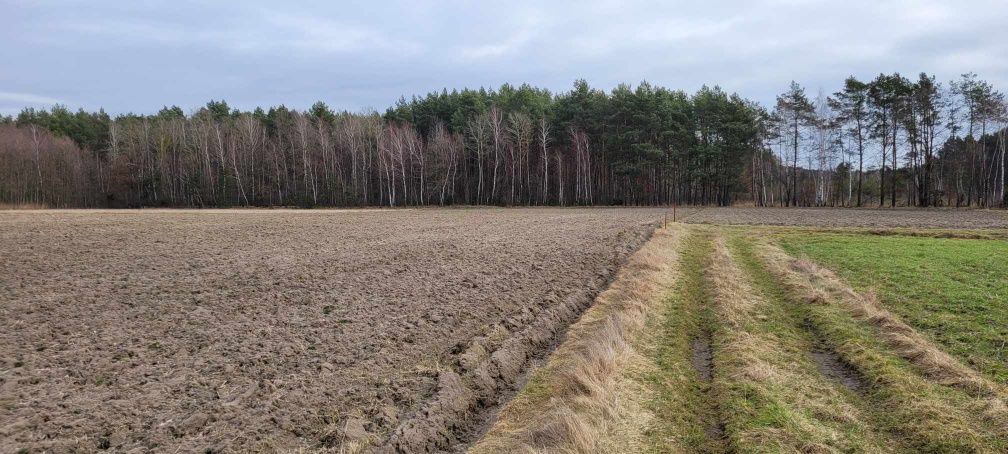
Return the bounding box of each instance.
[1,75,1004,208]
[769,73,1006,208]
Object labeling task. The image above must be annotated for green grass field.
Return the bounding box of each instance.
[777,233,1008,383]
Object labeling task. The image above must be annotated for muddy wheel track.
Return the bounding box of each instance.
[687,232,729,453]
[801,319,869,393]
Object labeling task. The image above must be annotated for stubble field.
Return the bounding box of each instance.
[0,208,663,453]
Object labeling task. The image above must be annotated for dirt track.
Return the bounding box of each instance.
[681,206,1008,229]
[0,208,662,453]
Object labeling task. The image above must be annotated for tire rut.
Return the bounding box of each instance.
[690,337,714,383]
[715,232,901,452]
[689,332,725,447]
[801,320,869,393]
[691,231,728,453]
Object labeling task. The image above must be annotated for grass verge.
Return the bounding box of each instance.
[470,226,686,453]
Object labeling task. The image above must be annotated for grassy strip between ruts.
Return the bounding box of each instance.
[640,227,717,453]
[754,237,1008,452]
[710,233,894,452]
[470,226,687,453]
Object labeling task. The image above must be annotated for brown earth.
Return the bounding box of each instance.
[0,208,664,453]
[680,206,1008,229]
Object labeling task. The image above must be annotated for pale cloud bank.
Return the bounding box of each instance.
[1,0,1005,115]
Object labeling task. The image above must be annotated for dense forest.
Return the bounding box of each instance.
[1,74,1005,208]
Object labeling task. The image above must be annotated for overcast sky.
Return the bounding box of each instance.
[2,0,1006,116]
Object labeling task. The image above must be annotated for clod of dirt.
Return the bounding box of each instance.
[387,371,474,452]
[344,417,370,441]
[379,406,399,425]
[179,412,210,434]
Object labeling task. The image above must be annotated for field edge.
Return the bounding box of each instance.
[469,225,686,453]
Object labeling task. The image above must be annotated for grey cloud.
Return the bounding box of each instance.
[0,0,1004,115]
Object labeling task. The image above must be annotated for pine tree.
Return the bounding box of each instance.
[774,81,814,206]
[830,77,869,206]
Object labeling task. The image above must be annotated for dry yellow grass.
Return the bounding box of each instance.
[470,226,684,454]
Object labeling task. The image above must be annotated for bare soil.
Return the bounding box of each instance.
[0,208,664,453]
[690,338,713,383]
[681,206,1008,229]
[810,349,867,392]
